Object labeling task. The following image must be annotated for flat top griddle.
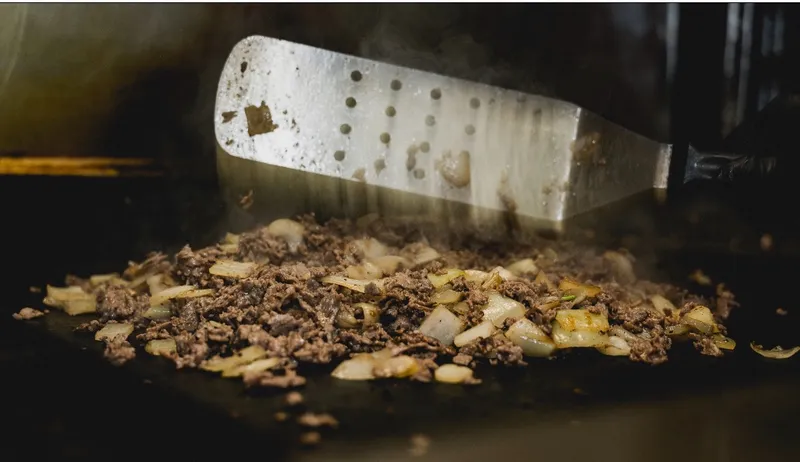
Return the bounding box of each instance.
[4,172,800,461]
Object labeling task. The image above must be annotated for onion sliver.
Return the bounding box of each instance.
[95,322,134,341]
[143,305,172,320]
[434,364,475,384]
[505,318,556,357]
[322,275,382,293]
[209,260,256,278]
[750,342,800,359]
[222,357,281,377]
[431,289,462,305]
[346,262,382,280]
[412,246,440,265]
[682,306,717,334]
[555,309,609,333]
[145,338,177,356]
[175,288,215,299]
[428,269,464,289]
[336,303,380,329]
[505,258,538,276]
[482,292,526,327]
[418,306,464,346]
[150,285,195,307]
[454,321,496,347]
[551,322,609,348]
[597,335,631,356]
[331,355,376,381]
[373,355,419,379]
[201,345,268,372]
[559,277,601,297]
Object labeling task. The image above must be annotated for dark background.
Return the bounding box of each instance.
[3,4,800,460]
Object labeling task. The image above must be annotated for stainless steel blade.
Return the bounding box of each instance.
[214,35,671,231]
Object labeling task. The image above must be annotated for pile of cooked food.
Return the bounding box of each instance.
[18,214,741,387]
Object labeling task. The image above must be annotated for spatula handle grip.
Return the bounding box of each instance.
[682,144,778,183]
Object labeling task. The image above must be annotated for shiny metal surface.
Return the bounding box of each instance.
[215,36,672,230]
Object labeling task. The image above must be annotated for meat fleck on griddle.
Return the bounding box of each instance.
[12,307,45,320]
[26,214,738,389]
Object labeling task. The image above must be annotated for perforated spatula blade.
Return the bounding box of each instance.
[214,35,671,232]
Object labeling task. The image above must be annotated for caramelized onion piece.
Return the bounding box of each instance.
[335,302,380,329]
[369,255,411,275]
[555,309,609,333]
[43,286,96,315]
[150,285,195,307]
[505,318,556,357]
[143,305,172,320]
[682,306,718,334]
[434,364,475,384]
[559,277,601,297]
[209,260,257,279]
[201,345,268,373]
[145,338,177,356]
[222,357,281,378]
[431,288,462,305]
[346,262,382,280]
[551,322,609,348]
[534,272,557,292]
[750,342,800,359]
[597,335,631,356]
[322,275,383,294]
[505,258,539,277]
[331,355,376,381]
[95,322,134,341]
[428,269,464,289]
[482,292,526,327]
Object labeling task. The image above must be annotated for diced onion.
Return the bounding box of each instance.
[267,218,305,251]
[201,345,268,372]
[209,260,257,278]
[372,355,419,379]
[558,278,602,297]
[463,270,489,284]
[352,238,388,260]
[412,246,441,265]
[603,251,636,284]
[143,305,172,320]
[431,289,462,305]
[749,342,799,359]
[150,285,196,307]
[454,321,496,347]
[322,275,382,293]
[682,306,717,334]
[535,296,561,312]
[223,232,240,245]
[434,364,474,384]
[481,267,513,289]
[551,322,609,348]
[222,357,281,377]
[418,306,464,346]
[346,262,382,280]
[44,285,97,315]
[534,272,557,292]
[219,243,239,254]
[369,256,411,275]
[331,355,377,381]
[482,292,526,327]
[94,322,134,341]
[505,259,539,276]
[650,295,676,315]
[145,338,177,356]
[666,323,690,336]
[451,301,470,314]
[335,303,381,329]
[712,335,736,350]
[504,318,556,357]
[555,309,609,333]
[428,269,465,289]
[597,335,631,356]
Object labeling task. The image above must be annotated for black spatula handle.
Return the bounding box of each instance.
[683,144,778,184]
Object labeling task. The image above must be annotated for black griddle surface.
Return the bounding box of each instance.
[4,176,800,461]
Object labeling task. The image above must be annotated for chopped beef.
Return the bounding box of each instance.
[31,214,736,392]
[12,307,45,320]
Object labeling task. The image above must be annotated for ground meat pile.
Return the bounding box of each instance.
[22,214,737,388]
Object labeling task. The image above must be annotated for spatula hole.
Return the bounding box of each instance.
[345,97,357,108]
[419,141,430,153]
[380,132,391,144]
[430,88,442,100]
[465,124,476,135]
[413,168,426,179]
[385,106,396,117]
[470,97,481,109]
[390,79,402,91]
[340,124,352,135]
[425,115,436,127]
[334,150,346,161]
[350,70,363,82]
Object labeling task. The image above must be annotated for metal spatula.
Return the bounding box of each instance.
[214,36,776,233]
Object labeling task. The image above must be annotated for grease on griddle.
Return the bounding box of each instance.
[374,158,386,174]
[436,150,471,188]
[221,111,237,123]
[570,131,601,163]
[244,101,278,136]
[352,167,366,182]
